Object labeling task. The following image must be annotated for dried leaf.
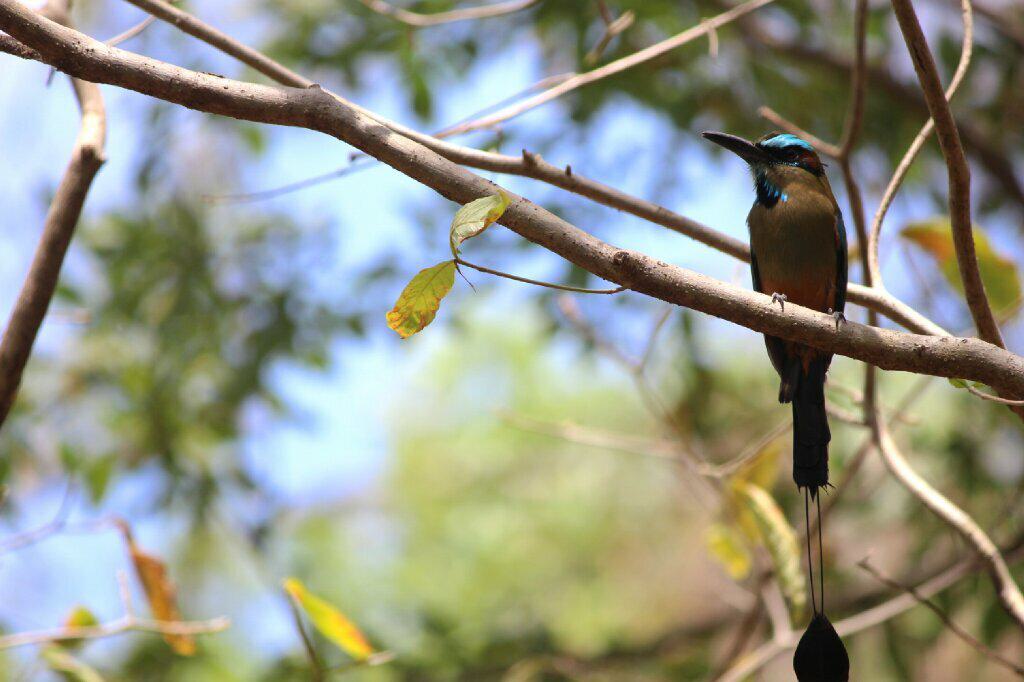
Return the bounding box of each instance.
[706,522,752,580]
[449,192,511,256]
[901,218,1022,315]
[124,533,195,656]
[386,260,456,339]
[283,577,374,661]
[733,481,806,615]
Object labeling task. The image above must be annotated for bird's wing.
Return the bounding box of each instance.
[833,211,848,313]
[751,251,788,377]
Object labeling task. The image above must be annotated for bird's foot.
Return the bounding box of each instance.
[828,308,846,331]
[771,292,787,311]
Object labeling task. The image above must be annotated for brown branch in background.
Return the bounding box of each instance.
[869,0,973,290]
[356,0,541,28]
[584,1,635,65]
[0,477,75,554]
[0,0,106,430]
[858,557,1024,677]
[890,0,1002,347]
[6,8,1024,399]
[109,0,945,338]
[869,408,1024,632]
[971,0,1024,50]
[437,0,775,137]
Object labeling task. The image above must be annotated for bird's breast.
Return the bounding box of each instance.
[748,194,839,314]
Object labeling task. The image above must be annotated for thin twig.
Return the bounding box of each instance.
[965,383,1024,406]
[0,477,75,554]
[285,593,324,682]
[0,0,106,429]
[0,615,230,650]
[455,257,625,294]
[584,6,635,65]
[438,0,775,137]
[858,557,1024,677]
[756,106,841,159]
[356,0,541,28]
[869,0,973,289]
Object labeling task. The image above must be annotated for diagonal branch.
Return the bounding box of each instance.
[117,0,943,337]
[4,4,1024,396]
[356,0,541,27]
[0,0,106,429]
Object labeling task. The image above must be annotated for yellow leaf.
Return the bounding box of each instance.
[449,192,511,256]
[386,260,456,338]
[283,577,374,661]
[706,523,752,580]
[733,482,806,616]
[731,438,782,491]
[122,529,196,656]
[901,218,1022,315]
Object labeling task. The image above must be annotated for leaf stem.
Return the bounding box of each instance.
[454,258,626,295]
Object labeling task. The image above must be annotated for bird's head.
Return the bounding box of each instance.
[701,131,825,176]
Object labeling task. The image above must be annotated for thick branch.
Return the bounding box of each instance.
[3,5,1023,395]
[0,1,106,428]
[890,0,1002,347]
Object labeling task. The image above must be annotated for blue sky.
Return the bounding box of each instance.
[2,0,1021,670]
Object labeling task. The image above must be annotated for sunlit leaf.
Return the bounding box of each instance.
[901,218,1022,315]
[731,438,782,491]
[706,523,752,580]
[42,646,105,682]
[386,260,456,339]
[449,192,511,256]
[122,528,196,656]
[282,577,375,661]
[733,482,806,615]
[61,605,99,651]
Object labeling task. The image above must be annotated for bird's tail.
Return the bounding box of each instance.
[780,357,831,492]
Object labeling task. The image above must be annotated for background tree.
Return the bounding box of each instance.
[0,0,1023,679]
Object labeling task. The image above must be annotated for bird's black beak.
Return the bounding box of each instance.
[702,131,770,165]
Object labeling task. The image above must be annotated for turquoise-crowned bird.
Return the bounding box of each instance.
[703,130,850,681]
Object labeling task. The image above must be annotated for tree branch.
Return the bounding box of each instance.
[3,4,1024,396]
[0,0,106,429]
[356,0,541,27]
[114,0,944,337]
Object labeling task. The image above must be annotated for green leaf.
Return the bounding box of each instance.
[449,192,511,256]
[948,378,968,389]
[61,606,100,651]
[283,578,375,661]
[733,482,806,616]
[386,261,456,339]
[42,646,105,682]
[84,455,116,504]
[705,523,752,580]
[901,218,1022,315]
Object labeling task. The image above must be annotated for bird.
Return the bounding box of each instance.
[702,130,850,681]
[701,131,847,495]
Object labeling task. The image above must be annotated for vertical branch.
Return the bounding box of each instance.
[869,0,973,290]
[0,1,106,428]
[889,0,1002,346]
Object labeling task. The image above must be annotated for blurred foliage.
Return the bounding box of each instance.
[2,0,1024,679]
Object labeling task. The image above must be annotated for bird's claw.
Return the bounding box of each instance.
[828,308,846,331]
[771,292,787,311]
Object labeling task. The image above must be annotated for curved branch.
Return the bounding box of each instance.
[0,1,106,428]
[869,0,973,289]
[3,4,1024,394]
